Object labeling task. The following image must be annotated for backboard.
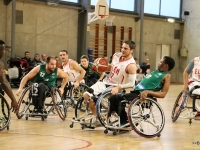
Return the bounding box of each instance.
[88,0,109,24]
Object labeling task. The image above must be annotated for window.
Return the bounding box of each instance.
[160,0,181,18]
[110,0,134,11]
[91,0,110,6]
[60,0,78,2]
[144,0,160,15]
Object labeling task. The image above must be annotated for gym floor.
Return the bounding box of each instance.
[1,85,200,150]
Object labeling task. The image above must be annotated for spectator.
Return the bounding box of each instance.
[136,68,144,85]
[22,51,31,65]
[140,58,150,74]
[55,56,62,69]
[41,54,47,64]
[31,54,42,68]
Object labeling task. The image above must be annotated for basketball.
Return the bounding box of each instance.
[92,58,108,72]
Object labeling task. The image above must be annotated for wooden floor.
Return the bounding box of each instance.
[1,85,200,150]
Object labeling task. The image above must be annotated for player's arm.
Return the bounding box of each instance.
[141,74,171,99]
[183,59,194,91]
[57,68,68,90]
[0,61,18,112]
[111,63,137,94]
[71,60,86,88]
[16,66,40,96]
[118,63,137,89]
[98,72,105,81]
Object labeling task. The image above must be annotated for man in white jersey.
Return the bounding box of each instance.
[83,40,137,117]
[183,56,200,118]
[59,50,86,89]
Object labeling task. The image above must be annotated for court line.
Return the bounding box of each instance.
[2,132,92,150]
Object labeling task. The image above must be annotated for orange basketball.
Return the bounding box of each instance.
[92,58,108,72]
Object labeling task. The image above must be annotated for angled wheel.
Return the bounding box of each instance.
[0,94,10,131]
[128,97,165,138]
[171,92,187,122]
[73,83,89,104]
[74,97,93,123]
[16,86,32,119]
[96,90,112,127]
[52,88,67,121]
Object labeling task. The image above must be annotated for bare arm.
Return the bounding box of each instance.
[141,74,171,99]
[18,66,40,91]
[0,62,16,102]
[71,60,86,83]
[57,68,68,89]
[183,63,192,91]
[98,72,105,81]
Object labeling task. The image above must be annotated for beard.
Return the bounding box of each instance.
[47,67,54,73]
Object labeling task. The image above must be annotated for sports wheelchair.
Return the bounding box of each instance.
[70,87,112,129]
[172,82,200,124]
[0,85,10,131]
[16,85,67,121]
[61,81,89,108]
[104,92,165,138]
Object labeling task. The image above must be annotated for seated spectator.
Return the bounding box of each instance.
[31,54,42,69]
[136,68,144,85]
[21,51,31,65]
[41,54,47,64]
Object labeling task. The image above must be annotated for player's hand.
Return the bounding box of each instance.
[59,87,64,95]
[16,89,23,96]
[11,100,19,113]
[111,87,119,95]
[140,90,149,100]
[73,82,79,89]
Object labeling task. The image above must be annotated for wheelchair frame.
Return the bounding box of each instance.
[70,87,112,129]
[0,93,10,131]
[16,86,67,121]
[104,95,165,138]
[62,82,89,108]
[171,89,200,124]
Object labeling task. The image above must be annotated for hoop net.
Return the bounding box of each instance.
[100,15,115,26]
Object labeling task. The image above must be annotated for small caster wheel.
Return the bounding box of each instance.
[104,129,108,134]
[70,124,73,128]
[26,117,28,120]
[41,117,45,121]
[113,131,117,135]
[189,119,192,124]
[81,125,85,130]
[157,133,161,137]
[7,126,9,130]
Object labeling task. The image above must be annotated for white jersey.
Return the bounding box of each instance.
[62,59,80,82]
[103,52,135,85]
[190,57,200,81]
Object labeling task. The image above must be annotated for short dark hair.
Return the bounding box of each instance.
[163,56,175,71]
[24,51,30,54]
[80,55,88,60]
[46,56,56,63]
[123,40,136,50]
[0,40,5,45]
[60,50,68,54]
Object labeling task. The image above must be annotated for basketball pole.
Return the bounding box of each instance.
[139,0,144,65]
[11,0,16,58]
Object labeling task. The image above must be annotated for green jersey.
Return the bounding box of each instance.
[34,64,58,87]
[80,62,101,79]
[134,70,169,91]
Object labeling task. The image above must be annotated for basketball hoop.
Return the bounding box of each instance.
[100,15,115,26]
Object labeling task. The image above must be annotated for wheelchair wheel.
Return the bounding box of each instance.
[96,90,112,127]
[0,94,10,131]
[171,91,187,122]
[52,88,67,121]
[75,97,90,120]
[73,83,89,104]
[16,86,32,119]
[128,97,165,138]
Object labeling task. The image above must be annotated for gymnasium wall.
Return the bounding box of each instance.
[0,0,78,65]
[0,0,184,82]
